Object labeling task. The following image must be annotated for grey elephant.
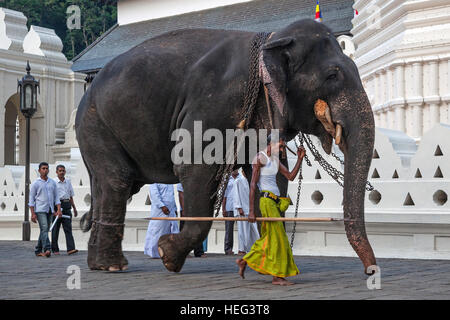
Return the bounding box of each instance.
[75,19,377,274]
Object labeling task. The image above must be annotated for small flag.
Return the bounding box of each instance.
[315,1,322,22]
[354,9,359,18]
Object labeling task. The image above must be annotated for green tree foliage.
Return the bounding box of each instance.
[1,0,117,60]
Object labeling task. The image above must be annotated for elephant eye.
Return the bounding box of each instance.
[327,73,337,81]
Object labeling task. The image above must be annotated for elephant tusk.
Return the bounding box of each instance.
[325,105,333,125]
[314,99,336,137]
[335,124,342,145]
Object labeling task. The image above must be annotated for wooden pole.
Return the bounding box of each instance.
[146,217,340,222]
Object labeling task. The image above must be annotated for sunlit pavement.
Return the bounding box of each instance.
[1,240,449,300]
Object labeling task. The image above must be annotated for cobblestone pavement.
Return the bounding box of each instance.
[1,241,450,300]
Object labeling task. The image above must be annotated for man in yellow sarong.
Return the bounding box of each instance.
[236,134,306,286]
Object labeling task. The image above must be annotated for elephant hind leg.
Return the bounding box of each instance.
[78,111,136,272]
[87,167,135,271]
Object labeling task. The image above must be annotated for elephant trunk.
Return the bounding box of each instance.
[327,90,377,274]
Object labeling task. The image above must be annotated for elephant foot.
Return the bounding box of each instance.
[87,221,129,272]
[158,233,189,272]
[89,248,129,272]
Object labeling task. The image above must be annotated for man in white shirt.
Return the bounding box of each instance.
[233,169,259,255]
[222,170,239,255]
[52,164,78,255]
[29,162,62,257]
[144,184,180,258]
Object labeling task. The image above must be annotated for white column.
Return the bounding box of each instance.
[395,105,406,132]
[0,103,5,166]
[413,62,423,100]
[428,60,440,128]
[445,59,450,123]
[373,72,380,107]
[411,62,424,139]
[412,103,423,139]
[395,64,405,101]
[380,69,387,106]
[387,67,394,103]
[393,63,406,132]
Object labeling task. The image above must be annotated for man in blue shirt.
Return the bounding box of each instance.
[29,162,62,257]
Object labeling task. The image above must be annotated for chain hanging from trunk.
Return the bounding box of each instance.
[289,132,374,249]
[300,133,374,192]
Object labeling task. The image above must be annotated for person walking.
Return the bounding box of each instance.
[233,169,259,256]
[29,162,62,257]
[222,170,239,255]
[144,184,179,258]
[236,134,306,285]
[51,164,78,255]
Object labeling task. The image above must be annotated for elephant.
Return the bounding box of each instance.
[75,19,377,274]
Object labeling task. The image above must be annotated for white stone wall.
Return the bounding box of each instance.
[0,7,86,166]
[352,0,450,141]
[117,0,254,25]
[1,124,449,258]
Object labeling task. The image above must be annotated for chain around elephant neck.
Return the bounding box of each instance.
[212,32,273,217]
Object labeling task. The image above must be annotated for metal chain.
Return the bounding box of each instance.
[240,32,272,129]
[300,133,374,191]
[290,134,307,248]
[212,32,272,217]
[289,133,374,248]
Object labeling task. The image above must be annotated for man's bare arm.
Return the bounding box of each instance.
[278,147,306,181]
[249,155,263,223]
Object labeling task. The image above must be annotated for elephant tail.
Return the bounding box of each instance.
[79,155,93,232]
[80,210,93,232]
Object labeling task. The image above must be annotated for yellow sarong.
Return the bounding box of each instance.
[243,195,299,278]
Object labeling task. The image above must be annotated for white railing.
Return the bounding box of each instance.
[1,124,449,259]
[1,124,449,217]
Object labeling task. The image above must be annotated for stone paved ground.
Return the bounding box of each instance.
[1,241,450,300]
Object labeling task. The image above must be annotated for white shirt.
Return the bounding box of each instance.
[233,173,250,217]
[257,151,280,196]
[55,178,75,200]
[224,176,236,212]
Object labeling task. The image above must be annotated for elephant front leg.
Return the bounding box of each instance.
[158,222,211,272]
[158,164,218,272]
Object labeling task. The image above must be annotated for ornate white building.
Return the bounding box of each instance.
[353,0,450,141]
[0,1,449,259]
[0,8,85,166]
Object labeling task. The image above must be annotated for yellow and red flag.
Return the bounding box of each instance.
[315,0,322,22]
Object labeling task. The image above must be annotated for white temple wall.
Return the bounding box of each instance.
[0,7,86,166]
[1,124,449,259]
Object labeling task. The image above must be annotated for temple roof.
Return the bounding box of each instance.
[72,0,354,73]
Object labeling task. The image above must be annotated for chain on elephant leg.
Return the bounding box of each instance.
[92,221,128,272]
[87,221,99,270]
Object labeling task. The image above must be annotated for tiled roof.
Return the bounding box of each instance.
[72,0,354,73]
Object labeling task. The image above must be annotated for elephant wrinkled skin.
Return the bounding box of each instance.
[75,19,377,274]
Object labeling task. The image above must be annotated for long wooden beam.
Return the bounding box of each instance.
[146,217,341,222]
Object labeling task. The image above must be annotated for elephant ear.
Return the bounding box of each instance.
[260,36,294,116]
